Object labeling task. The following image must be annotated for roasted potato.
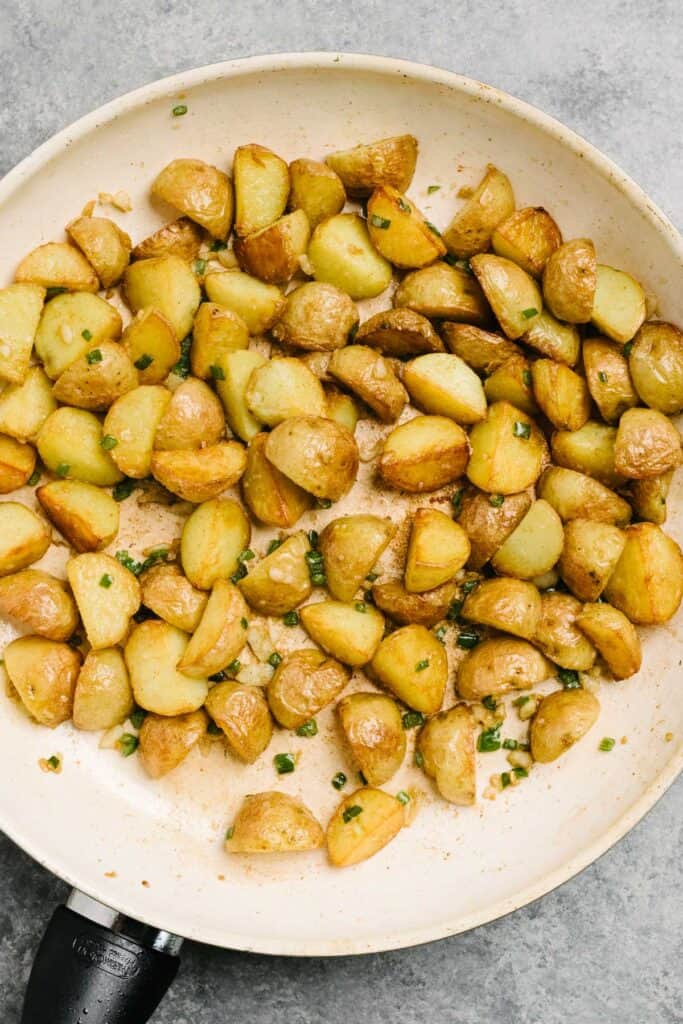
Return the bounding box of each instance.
[325,390,359,432]
[246,357,326,426]
[417,704,476,805]
[326,787,406,868]
[0,435,36,493]
[268,649,350,729]
[265,416,359,501]
[456,637,552,701]
[271,282,358,352]
[393,263,489,324]
[530,359,590,431]
[151,442,247,503]
[242,432,312,527]
[103,385,171,478]
[522,308,581,366]
[356,308,443,358]
[67,552,140,649]
[456,487,532,570]
[534,592,597,671]
[403,352,486,424]
[139,563,208,632]
[328,345,407,423]
[123,255,201,340]
[628,321,683,414]
[338,692,405,786]
[405,508,470,592]
[379,414,469,492]
[233,143,289,237]
[177,579,249,677]
[235,210,310,284]
[583,336,639,423]
[372,578,458,627]
[37,408,123,486]
[319,514,395,603]
[491,206,562,277]
[604,522,683,625]
[542,238,596,323]
[239,532,312,615]
[466,401,546,494]
[125,620,208,715]
[531,689,601,763]
[52,341,138,411]
[0,569,78,640]
[366,185,446,268]
[591,264,646,343]
[483,354,537,417]
[491,499,564,579]
[470,254,542,340]
[0,501,50,575]
[462,577,542,640]
[15,241,99,292]
[371,624,447,713]
[440,322,520,374]
[204,680,272,763]
[443,165,515,258]
[180,497,251,590]
[154,377,224,451]
[66,215,131,287]
[204,270,286,335]
[558,518,626,601]
[4,636,80,727]
[227,791,324,853]
[0,366,56,442]
[308,213,392,300]
[35,292,122,379]
[215,349,266,443]
[538,466,631,526]
[629,471,672,525]
[37,479,119,552]
[138,709,208,778]
[550,421,624,489]
[576,602,642,680]
[152,158,233,238]
[613,407,681,479]
[72,648,134,731]
[0,283,45,384]
[131,217,203,263]
[325,135,418,196]
[300,600,385,666]
[288,158,346,229]
[190,303,249,379]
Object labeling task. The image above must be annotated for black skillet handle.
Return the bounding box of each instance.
[21,901,181,1024]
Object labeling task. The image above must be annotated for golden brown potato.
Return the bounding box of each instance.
[417,704,476,805]
[233,143,289,237]
[0,283,45,384]
[470,254,543,340]
[132,217,203,263]
[177,580,249,678]
[338,692,405,786]
[150,442,247,503]
[246,357,326,425]
[123,255,201,340]
[37,479,119,552]
[604,522,683,625]
[35,292,122,379]
[268,649,350,729]
[629,472,672,525]
[591,265,646,343]
[215,349,266,443]
[152,158,233,238]
[491,499,564,580]
[190,303,248,379]
[227,791,324,853]
[356,308,443,357]
[125,620,208,715]
[405,508,470,592]
[366,185,446,268]
[0,366,56,443]
[628,321,683,414]
[456,637,552,701]
[0,569,78,641]
[308,213,392,300]
[242,432,311,528]
[204,680,272,763]
[52,341,138,411]
[325,389,359,433]
[300,600,385,666]
[456,487,532,570]
[15,241,99,292]
[483,354,537,417]
[614,407,681,479]
[325,135,418,196]
[461,577,542,640]
[37,408,123,486]
[204,270,286,335]
[239,532,311,615]
[66,216,131,288]
[138,710,208,778]
[154,377,224,451]
[372,578,458,627]
[466,401,546,494]
[271,282,358,352]
[530,359,590,432]
[4,635,80,727]
[550,421,624,489]
[583,336,639,423]
[139,563,208,632]
[440,322,521,374]
[576,602,642,680]
[328,345,407,423]
[403,352,486,424]
[534,592,597,671]
[393,263,490,325]
[542,238,596,323]
[72,648,134,731]
[104,385,171,478]
[371,624,447,713]
[67,552,140,649]
[558,518,625,601]
[443,165,515,258]
[538,466,632,526]
[0,502,50,576]
[288,158,346,229]
[319,515,395,603]
[531,689,601,763]
[522,309,581,366]
[265,416,359,501]
[491,206,562,277]
[379,414,469,492]
[180,498,251,590]
[326,787,406,868]
[0,435,36,493]
[235,210,310,284]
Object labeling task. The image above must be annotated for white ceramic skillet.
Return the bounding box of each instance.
[1,52,682,1023]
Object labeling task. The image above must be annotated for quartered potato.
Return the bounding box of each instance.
[138,710,208,779]
[300,600,385,666]
[139,563,208,633]
[72,648,134,731]
[576,603,642,680]
[338,692,405,786]
[123,255,201,340]
[215,349,266,443]
[265,416,359,501]
[470,254,543,340]
[491,206,562,277]
[52,341,138,410]
[326,787,406,868]
[121,308,180,385]
[613,407,681,479]
[483,354,537,417]
[441,322,521,374]
[372,578,458,627]
[246,357,326,425]
[530,689,600,763]
[37,479,119,552]
[15,241,99,292]
[456,637,552,701]
[268,649,350,729]
[104,385,171,478]
[204,270,286,335]
[466,401,546,494]
[242,432,312,527]
[324,390,359,432]
[534,592,597,671]
[0,501,50,575]
[538,466,631,526]
[37,408,123,486]
[405,508,470,592]
[125,620,208,715]
[456,486,532,570]
[628,320,683,414]
[550,421,624,489]
[583,336,639,423]
[0,283,45,384]
[35,292,122,379]
[0,569,78,641]
[66,215,131,287]
[462,577,542,640]
[180,498,251,590]
[4,636,80,727]
[308,213,392,300]
[522,308,581,366]
[531,359,590,431]
[379,415,469,492]
[204,680,272,763]
[366,185,446,268]
[154,377,224,451]
[239,532,312,615]
[271,282,358,352]
[629,472,672,525]
[325,134,418,196]
[604,522,683,624]
[0,435,36,493]
[288,158,346,229]
[443,165,514,258]
[491,500,564,579]
[404,352,486,424]
[558,518,626,601]
[177,579,249,678]
[591,265,646,343]
[132,217,203,263]
[67,552,140,649]
[319,514,395,602]
[233,143,289,237]
[371,624,447,713]
[190,303,248,378]
[328,345,407,423]
[542,238,596,323]
[227,792,324,853]
[235,210,310,284]
[151,442,247,503]
[356,308,443,357]
[393,263,489,324]
[152,158,233,238]
[417,704,476,805]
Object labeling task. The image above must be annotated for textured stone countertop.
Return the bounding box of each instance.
[1,2,681,1021]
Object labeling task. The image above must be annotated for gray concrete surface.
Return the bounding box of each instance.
[1,1,682,1021]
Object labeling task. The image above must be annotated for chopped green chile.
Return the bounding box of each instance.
[402,710,426,730]
[457,630,481,650]
[119,734,139,757]
[482,696,497,712]
[283,611,300,627]
[342,804,363,823]
[599,737,616,752]
[513,420,531,439]
[274,752,296,774]
[296,719,318,738]
[477,725,501,752]
[370,214,391,229]
[396,790,411,804]
[558,668,582,690]
[332,772,347,790]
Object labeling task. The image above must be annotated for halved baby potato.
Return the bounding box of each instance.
[125,620,209,715]
[151,442,247,503]
[246,357,326,426]
[121,308,180,385]
[366,185,446,268]
[0,502,50,576]
[534,592,597,671]
[138,709,208,779]
[233,143,289,237]
[379,415,469,492]
[15,241,99,292]
[372,578,458,627]
[338,692,405,786]
[0,435,36,493]
[629,472,672,525]
[52,341,138,411]
[325,134,418,196]
[37,479,119,552]
[405,508,470,593]
[4,636,81,727]
[356,308,443,358]
[66,215,132,287]
[591,264,646,343]
[123,255,201,340]
[308,213,392,300]
[542,238,596,323]
[461,577,542,640]
[0,283,45,384]
[131,217,203,263]
[242,432,312,527]
[177,579,249,678]
[393,263,490,324]
[139,563,208,633]
[326,787,406,868]
[215,349,266,443]
[235,209,310,285]
[72,648,134,731]
[300,600,385,667]
[466,401,546,494]
[522,308,581,366]
[154,377,224,451]
[417,704,476,805]
[491,206,562,277]
[328,345,407,423]
[531,359,590,432]
[268,649,350,729]
[403,352,486,424]
[152,158,233,238]
[491,499,564,579]
[0,367,56,442]
[456,636,552,701]
[205,680,272,763]
[530,689,600,763]
[227,791,324,853]
[550,421,624,489]
[558,518,626,602]
[265,416,359,501]
[576,602,642,680]
[628,321,683,415]
[180,498,251,590]
[271,282,358,352]
[583,336,639,423]
[613,407,681,479]
[538,466,631,526]
[604,522,683,625]
[67,552,140,649]
[204,271,286,335]
[0,569,78,641]
[190,303,249,379]
[288,157,346,229]
[483,354,537,417]
[456,487,532,570]
[443,165,515,258]
[441,322,520,374]
[239,532,311,615]
[37,408,123,486]
[35,292,122,379]
[470,254,543,340]
[370,624,447,714]
[104,385,171,478]
[319,514,395,602]
[325,390,359,433]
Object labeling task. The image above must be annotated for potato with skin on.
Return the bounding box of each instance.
[37,479,119,552]
[404,352,486,425]
[177,580,249,678]
[394,263,490,325]
[456,487,532,570]
[124,255,201,340]
[181,498,251,590]
[325,390,359,433]
[441,322,521,374]
[491,500,564,580]
[0,283,45,384]
[591,265,646,343]
[35,292,123,379]
[121,308,180,385]
[190,304,249,379]
[614,407,681,479]
[417,704,476,805]
[268,649,350,729]
[0,435,36,493]
[138,710,208,779]
[629,471,672,525]
[443,165,515,258]
[538,466,632,527]
[371,624,447,714]
[372,578,458,627]
[246,357,327,426]
[378,415,470,493]
[4,636,81,727]
[265,416,359,501]
[227,791,324,854]
[132,217,203,263]
[288,158,346,229]
[405,509,470,593]
[466,401,546,495]
[534,592,597,671]
[152,158,233,238]
[356,308,444,358]
[0,570,78,641]
[308,214,392,300]
[604,522,683,625]
[491,206,562,277]
[66,216,131,288]
[235,209,310,284]
[326,787,406,868]
[558,518,626,602]
[242,432,312,528]
[300,601,385,667]
[104,385,171,478]
[470,254,543,340]
[366,185,446,268]
[542,238,597,323]
[457,636,552,701]
[72,648,134,731]
[205,681,272,763]
[37,408,123,486]
[216,349,266,443]
[328,345,407,423]
[271,282,358,352]
[239,532,311,616]
[583,336,639,423]
[531,359,590,432]
[67,553,140,650]
[338,693,405,786]
[154,377,224,451]
[319,514,395,603]
[150,442,247,503]
[462,577,542,640]
[576,603,642,680]
[483,354,537,417]
[551,421,625,490]
[628,321,683,414]
[233,144,290,237]
[139,563,208,632]
[522,308,581,366]
[52,341,138,411]
[0,367,56,442]
[15,241,99,292]
[204,271,286,335]
[325,135,418,196]
[125,620,209,715]
[0,502,51,576]
[530,689,600,763]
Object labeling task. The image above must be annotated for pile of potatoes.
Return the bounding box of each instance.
[0,132,682,868]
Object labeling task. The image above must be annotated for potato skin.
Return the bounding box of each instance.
[288,158,346,229]
[538,466,632,527]
[138,710,208,779]
[558,518,626,602]
[227,791,324,853]
[0,569,78,641]
[441,322,521,374]
[271,282,358,352]
[241,432,312,528]
[52,341,138,411]
[154,377,224,451]
[462,577,541,640]
[123,255,201,341]
[151,442,247,503]
[379,415,470,493]
[522,309,581,366]
[267,649,350,729]
[204,270,286,335]
[628,321,683,414]
[0,501,50,576]
[456,637,552,700]
[456,487,532,570]
[15,241,99,292]
[470,254,543,340]
[530,689,600,763]
[371,624,447,714]
[180,498,251,591]
[550,421,624,489]
[583,336,639,423]
[151,158,233,238]
[629,472,672,525]
[233,143,289,237]
[132,217,202,263]
[190,304,249,380]
[576,603,642,680]
[534,592,596,671]
[613,407,681,479]
[325,134,418,196]
[239,532,312,616]
[542,238,596,323]
[338,692,405,786]
[405,508,470,593]
[235,210,310,284]
[603,522,683,625]
[443,165,515,258]
[204,680,273,763]
[265,416,359,502]
[371,578,457,627]
[531,359,590,432]
[326,787,405,868]
[177,579,250,678]
[329,345,407,423]
[417,704,476,805]
[300,600,385,667]
[66,215,131,288]
[357,308,444,358]
[0,435,36,492]
[483,354,537,417]
[319,514,395,602]
[139,564,208,632]
[491,206,562,277]
[394,263,490,324]
[4,636,81,727]
[366,185,446,268]
[72,648,134,731]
